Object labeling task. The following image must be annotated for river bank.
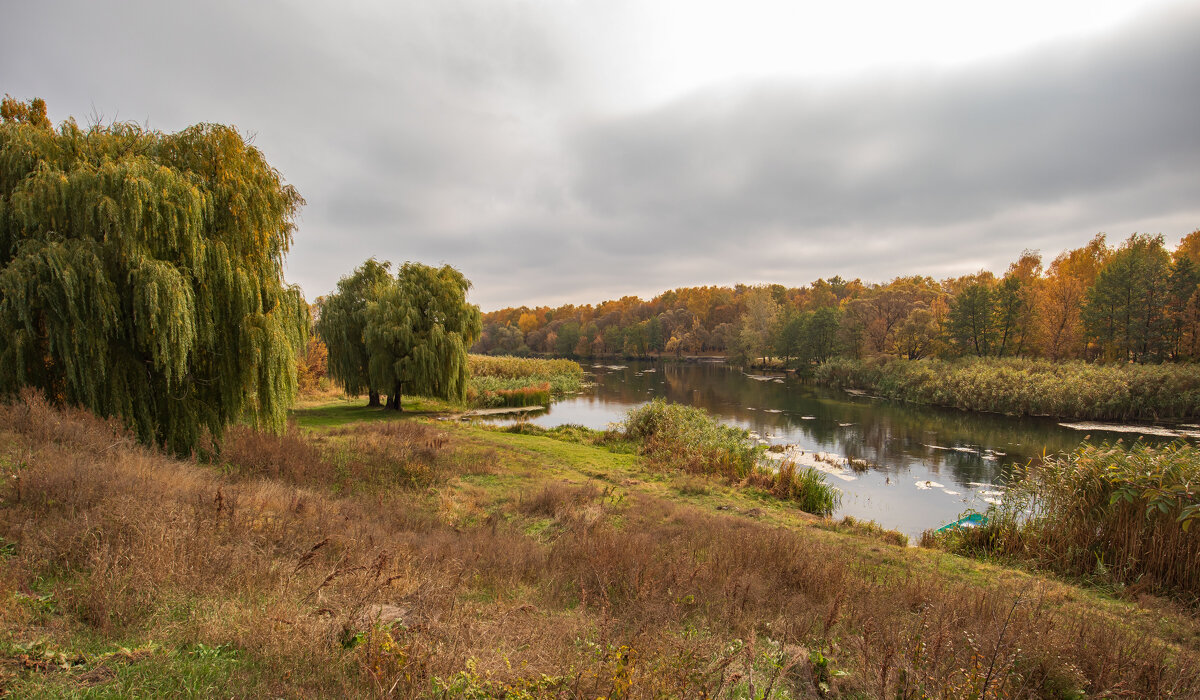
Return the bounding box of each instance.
[814,356,1200,422]
[487,359,1198,538]
[2,393,1197,697]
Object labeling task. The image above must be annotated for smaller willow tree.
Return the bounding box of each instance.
[363,263,482,410]
[315,258,392,406]
[0,97,307,453]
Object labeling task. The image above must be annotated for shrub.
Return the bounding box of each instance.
[623,400,761,481]
[747,462,842,517]
[622,400,839,515]
[927,441,1200,600]
[221,420,451,490]
[1,391,1197,697]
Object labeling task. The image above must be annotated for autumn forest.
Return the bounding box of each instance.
[476,232,1200,367]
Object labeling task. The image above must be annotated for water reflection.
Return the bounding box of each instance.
[486,360,1182,538]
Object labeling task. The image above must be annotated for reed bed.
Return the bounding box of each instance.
[467,354,584,407]
[928,441,1200,601]
[816,356,1200,421]
[470,381,551,408]
[622,400,841,515]
[468,354,583,392]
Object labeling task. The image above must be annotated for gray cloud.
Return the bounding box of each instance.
[3,1,1198,309]
[571,6,1199,237]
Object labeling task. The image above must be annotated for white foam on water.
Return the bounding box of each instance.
[762,447,858,481]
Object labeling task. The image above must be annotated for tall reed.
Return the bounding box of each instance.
[931,441,1200,600]
[467,354,583,407]
[474,381,551,408]
[816,356,1200,421]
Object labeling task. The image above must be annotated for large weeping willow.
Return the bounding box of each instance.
[0,97,307,453]
[363,263,482,410]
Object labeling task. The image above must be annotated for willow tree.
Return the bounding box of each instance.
[364,263,481,410]
[315,258,392,406]
[0,97,307,453]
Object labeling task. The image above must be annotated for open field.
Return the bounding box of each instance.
[0,394,1197,697]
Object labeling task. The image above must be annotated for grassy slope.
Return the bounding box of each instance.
[0,397,1197,697]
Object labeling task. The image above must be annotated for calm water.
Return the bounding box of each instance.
[486,360,1181,538]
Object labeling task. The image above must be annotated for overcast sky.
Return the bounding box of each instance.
[4,1,1199,309]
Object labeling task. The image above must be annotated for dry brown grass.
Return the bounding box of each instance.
[219,419,471,492]
[0,391,1197,697]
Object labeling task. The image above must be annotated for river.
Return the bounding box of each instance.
[485,360,1185,538]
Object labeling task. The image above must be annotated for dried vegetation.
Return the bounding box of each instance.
[0,391,1197,697]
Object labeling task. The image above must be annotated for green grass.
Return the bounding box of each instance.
[0,636,254,699]
[290,395,460,429]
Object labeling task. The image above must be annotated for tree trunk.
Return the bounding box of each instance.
[367,390,381,408]
[389,381,403,411]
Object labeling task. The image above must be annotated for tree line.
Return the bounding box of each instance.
[474,231,1200,366]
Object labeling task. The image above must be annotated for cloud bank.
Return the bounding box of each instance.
[2,1,1198,308]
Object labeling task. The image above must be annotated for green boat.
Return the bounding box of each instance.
[935,512,987,533]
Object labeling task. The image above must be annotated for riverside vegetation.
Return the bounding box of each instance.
[815,356,1200,422]
[466,355,584,408]
[3,391,1200,698]
[924,441,1200,602]
[621,400,841,516]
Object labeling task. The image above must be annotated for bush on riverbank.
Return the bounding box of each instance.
[623,400,841,515]
[815,356,1200,421]
[927,441,1200,601]
[468,354,583,407]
